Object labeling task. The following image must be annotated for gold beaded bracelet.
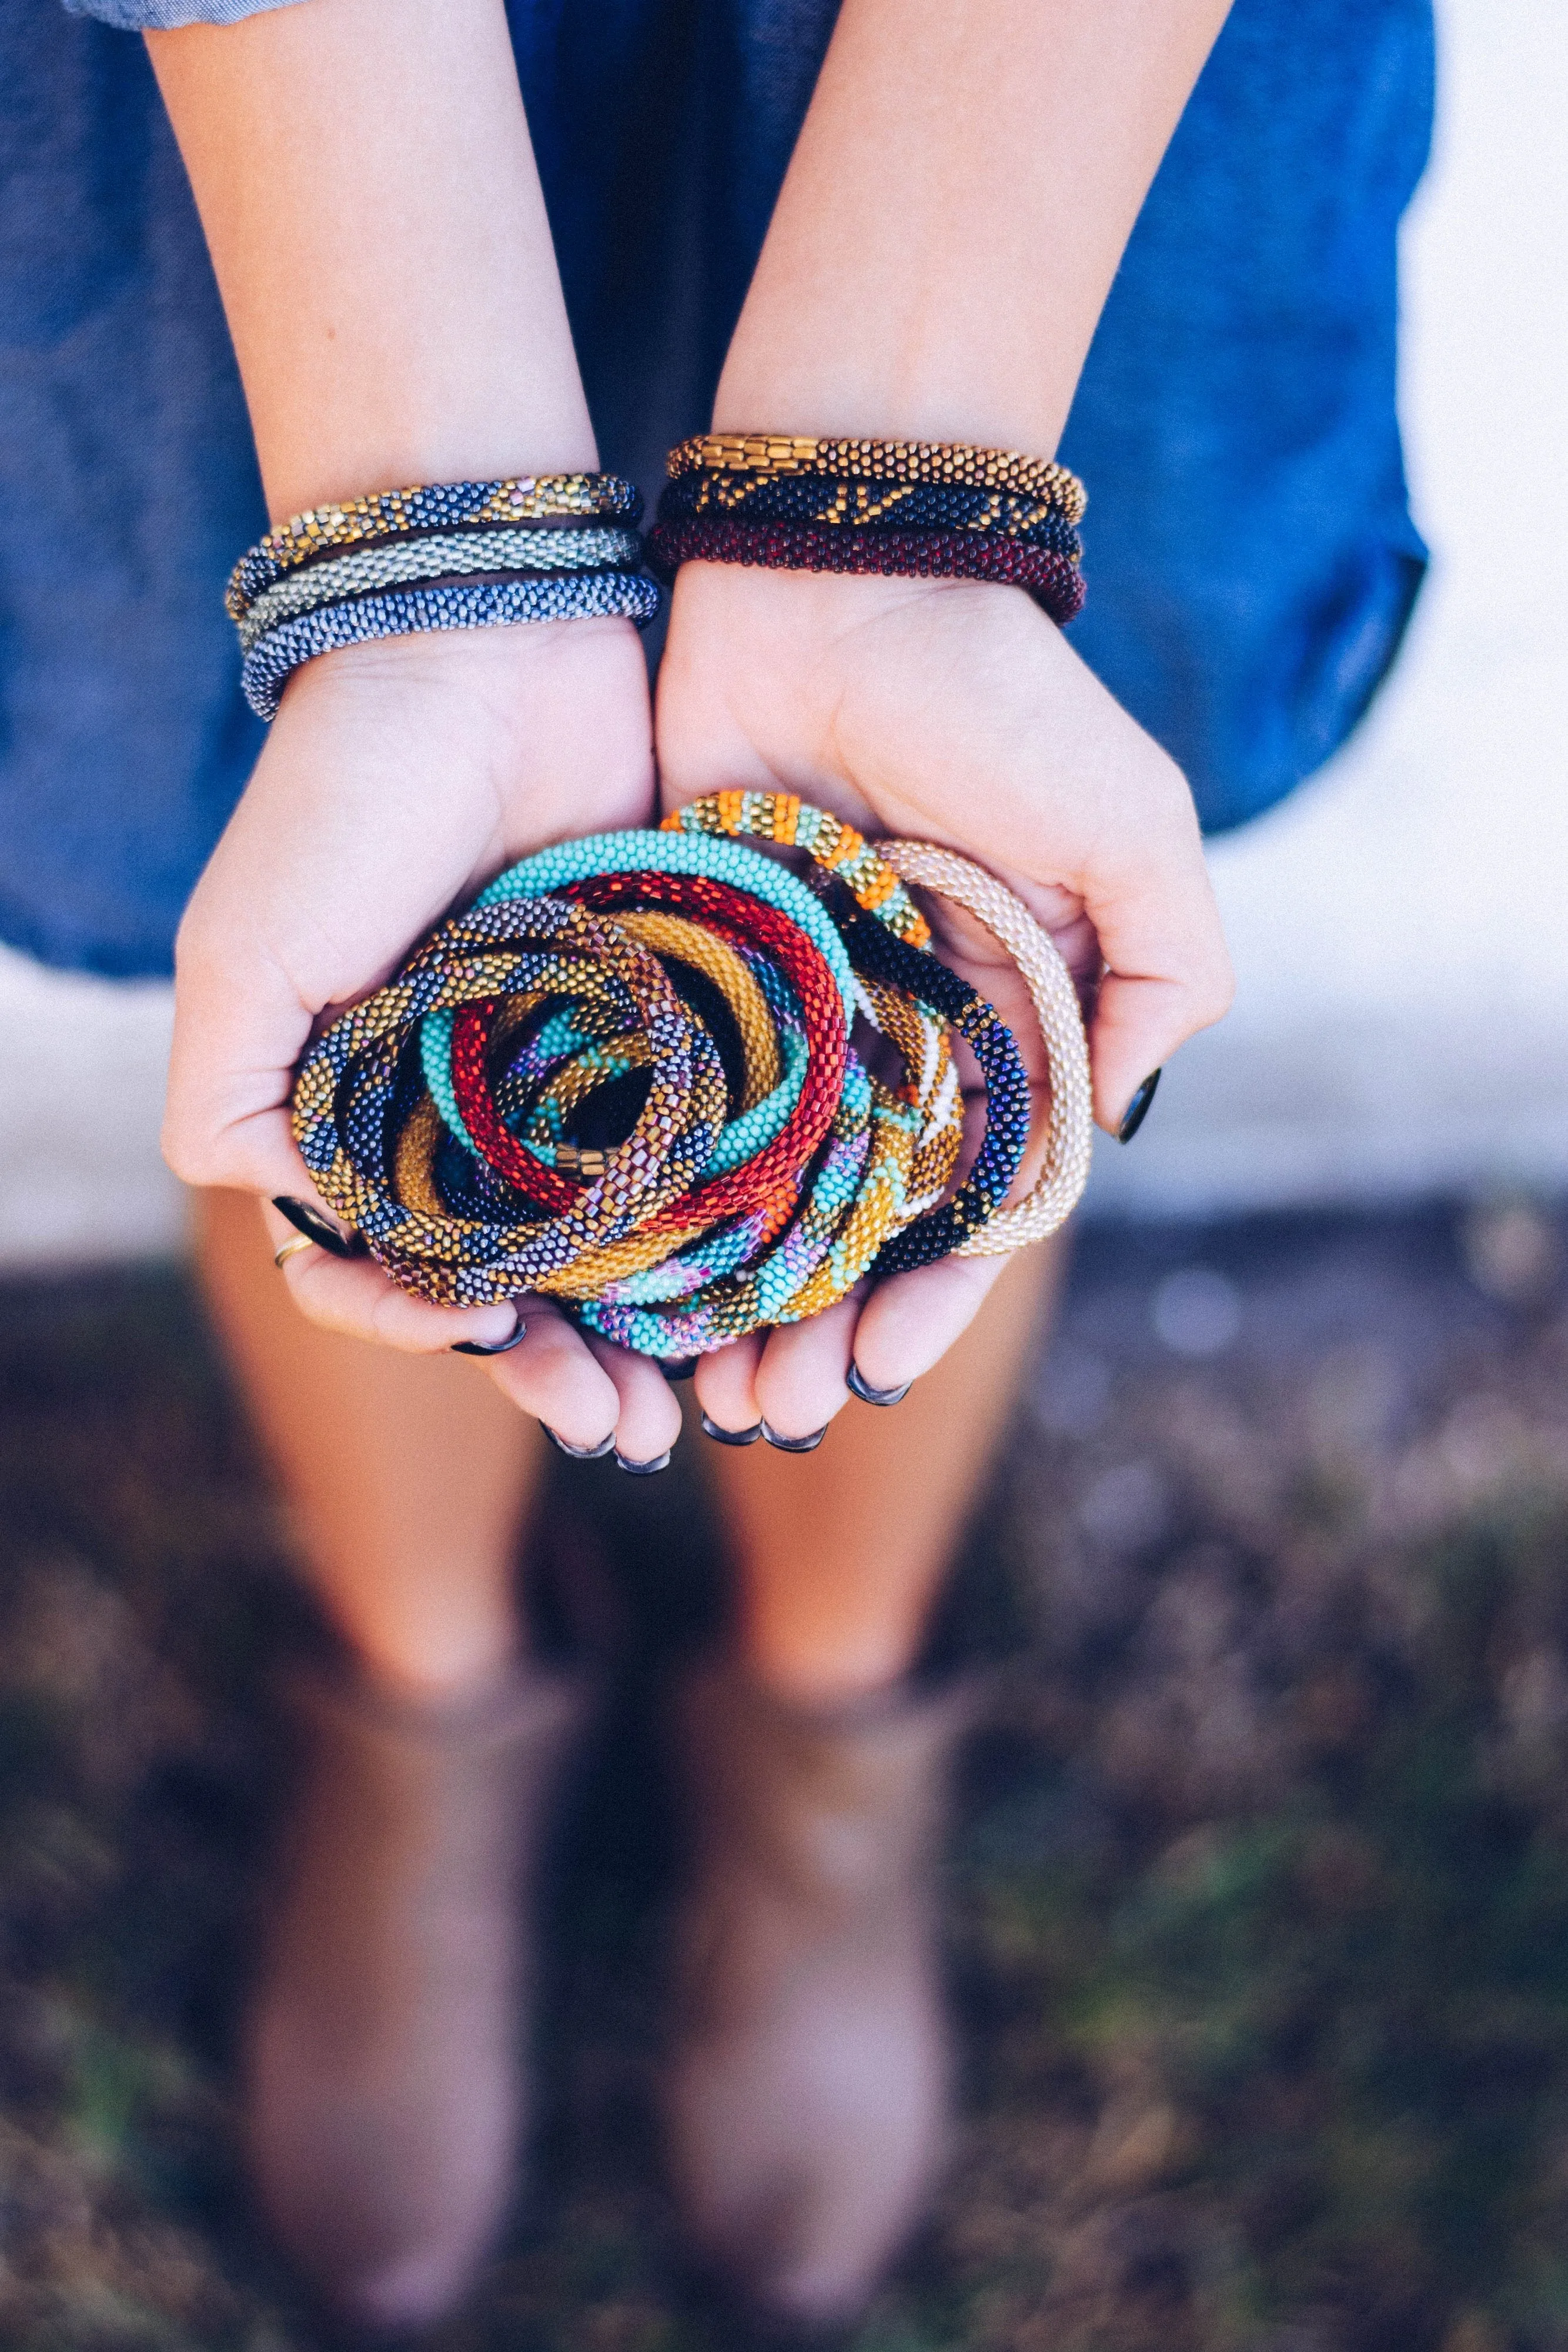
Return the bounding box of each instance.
[667,435,1086,523]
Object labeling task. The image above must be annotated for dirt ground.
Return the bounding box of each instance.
[2,1198,1566,2352]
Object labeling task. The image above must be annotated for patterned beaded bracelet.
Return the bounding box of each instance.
[227,472,643,617]
[668,435,1086,523]
[239,570,662,721]
[658,466,1083,550]
[646,513,1085,624]
[828,887,1033,1274]
[288,794,1095,1358]
[654,435,1085,618]
[292,810,966,1343]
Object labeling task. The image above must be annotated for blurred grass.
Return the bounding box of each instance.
[1,1203,1566,2351]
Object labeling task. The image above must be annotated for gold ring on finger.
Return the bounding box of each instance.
[273,1233,317,1271]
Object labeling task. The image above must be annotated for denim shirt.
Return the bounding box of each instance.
[3,0,1432,975]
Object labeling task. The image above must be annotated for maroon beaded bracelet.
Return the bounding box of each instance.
[646,512,1085,624]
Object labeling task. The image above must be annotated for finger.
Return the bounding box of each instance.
[582,1333,685,1468]
[751,1291,863,1442]
[164,1084,317,1202]
[483,1303,623,1449]
[1079,828,1235,1134]
[848,1253,1012,1393]
[162,890,325,1195]
[691,1334,765,1439]
[944,814,1229,1139]
[272,1235,522,1354]
[1091,965,1229,1135]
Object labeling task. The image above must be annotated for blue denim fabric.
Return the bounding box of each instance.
[1060,0,1433,832]
[1,0,1432,975]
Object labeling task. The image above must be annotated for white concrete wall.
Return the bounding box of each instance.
[0,0,1563,1269]
[0,954,180,1264]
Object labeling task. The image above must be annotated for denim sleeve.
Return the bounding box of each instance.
[62,0,307,27]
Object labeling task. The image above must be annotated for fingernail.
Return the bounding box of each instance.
[660,1358,699,1382]
[760,1420,828,1454]
[272,1196,369,1258]
[1116,1070,1162,1144]
[450,1311,526,1358]
[541,1424,615,1460]
[846,1363,912,1408]
[615,1448,673,1476]
[700,1411,764,1448]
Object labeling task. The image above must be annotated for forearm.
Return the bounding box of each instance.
[148,0,593,523]
[715,0,1232,453]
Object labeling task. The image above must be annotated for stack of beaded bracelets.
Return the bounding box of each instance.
[227,474,661,719]
[290,791,1094,1360]
[648,435,1086,623]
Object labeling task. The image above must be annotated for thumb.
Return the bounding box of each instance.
[1083,846,1235,1134]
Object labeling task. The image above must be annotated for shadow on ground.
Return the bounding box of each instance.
[2,1201,1567,2352]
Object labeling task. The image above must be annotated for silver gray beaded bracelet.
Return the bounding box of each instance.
[235,524,647,653]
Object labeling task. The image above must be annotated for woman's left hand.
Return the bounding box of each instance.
[655,558,1234,1441]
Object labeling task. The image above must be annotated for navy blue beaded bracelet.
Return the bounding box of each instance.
[659,467,1083,557]
[240,572,661,720]
[835,894,1033,1277]
[235,524,648,654]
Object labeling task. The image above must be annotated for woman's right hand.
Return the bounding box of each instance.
[654,560,1235,1439]
[162,618,691,1468]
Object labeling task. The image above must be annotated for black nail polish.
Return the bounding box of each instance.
[272,1196,369,1257]
[760,1420,828,1454]
[541,1425,615,1460]
[615,1448,673,1476]
[846,1363,912,1408]
[660,1358,698,1382]
[451,1314,525,1358]
[700,1411,764,1448]
[1116,1069,1162,1145]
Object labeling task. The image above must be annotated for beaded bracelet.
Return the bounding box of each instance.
[647,514,1085,624]
[239,571,661,721]
[227,473,643,617]
[826,884,1032,1272]
[658,467,1083,549]
[235,525,647,652]
[668,436,1086,523]
[229,470,657,716]
[654,435,1085,619]
[878,841,1094,1254]
[292,814,965,1342]
[289,794,1094,1358]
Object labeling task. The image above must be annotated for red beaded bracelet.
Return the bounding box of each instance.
[646,512,1085,624]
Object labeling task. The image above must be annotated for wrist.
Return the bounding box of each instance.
[258,425,604,539]
[256,612,656,847]
[710,355,1071,459]
[650,436,1085,641]
[229,471,658,723]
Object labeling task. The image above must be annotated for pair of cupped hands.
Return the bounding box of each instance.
[162,562,1233,1460]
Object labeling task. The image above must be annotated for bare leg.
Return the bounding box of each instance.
[193,1189,542,1697]
[705,1240,1065,1700]
[195,1192,586,2330]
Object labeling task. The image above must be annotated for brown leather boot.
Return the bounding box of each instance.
[242,1661,589,2339]
[661,1661,979,2334]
